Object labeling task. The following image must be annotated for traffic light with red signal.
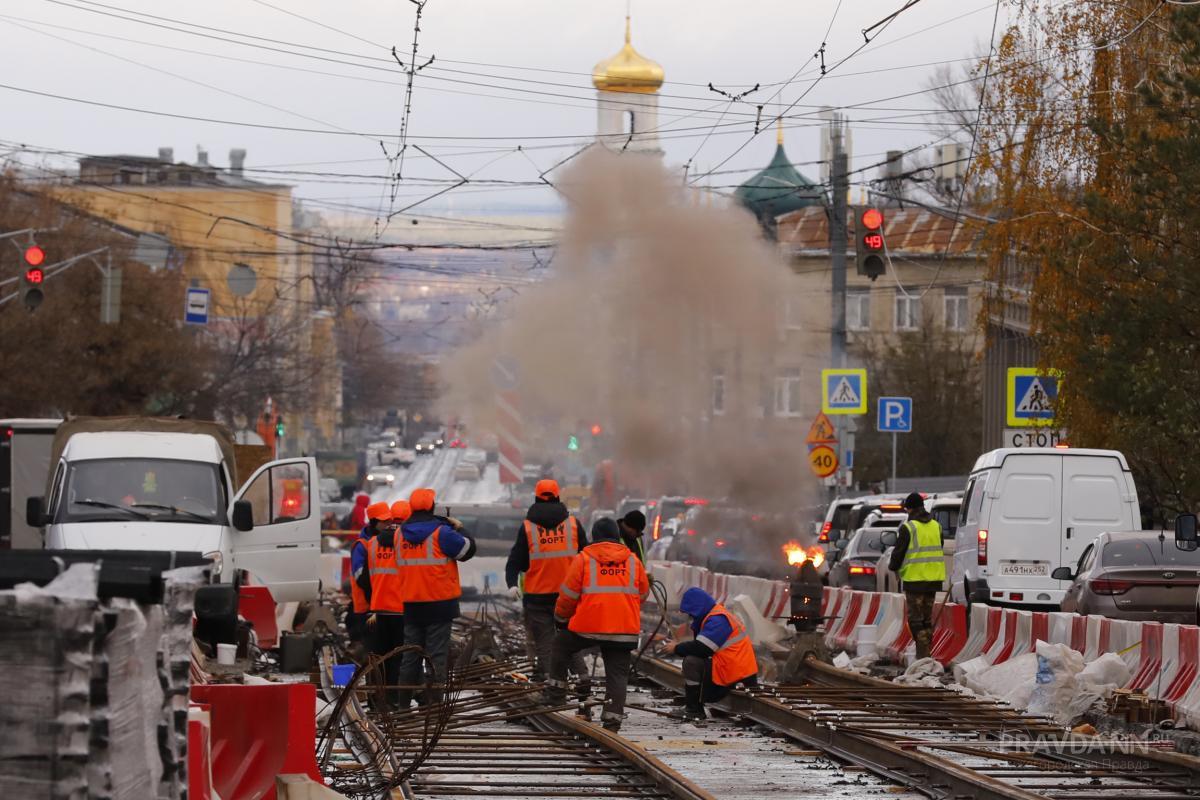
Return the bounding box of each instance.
[854,207,885,280]
[20,245,46,310]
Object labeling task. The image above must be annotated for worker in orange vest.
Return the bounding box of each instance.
[364,500,412,705]
[662,587,759,721]
[548,517,649,732]
[348,502,391,653]
[505,479,590,685]
[394,488,476,708]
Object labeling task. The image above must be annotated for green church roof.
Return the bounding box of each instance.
[735,143,822,221]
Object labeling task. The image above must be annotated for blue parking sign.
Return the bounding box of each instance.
[877,397,912,433]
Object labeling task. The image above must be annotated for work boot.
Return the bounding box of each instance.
[679,684,706,722]
[575,702,593,721]
[600,711,623,733]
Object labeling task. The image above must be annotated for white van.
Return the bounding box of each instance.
[951,448,1141,609]
[31,422,321,602]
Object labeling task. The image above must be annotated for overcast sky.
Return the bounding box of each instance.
[0,0,1002,227]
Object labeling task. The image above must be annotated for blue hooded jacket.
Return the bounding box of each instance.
[677,587,734,657]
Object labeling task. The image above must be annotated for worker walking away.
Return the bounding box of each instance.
[505,479,590,686]
[365,501,412,706]
[888,492,946,659]
[348,502,391,652]
[395,488,476,709]
[547,518,649,732]
[662,587,758,722]
[618,510,647,564]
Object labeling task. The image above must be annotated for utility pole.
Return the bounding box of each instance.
[828,115,853,495]
[829,116,848,370]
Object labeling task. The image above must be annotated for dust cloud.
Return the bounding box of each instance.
[440,149,819,515]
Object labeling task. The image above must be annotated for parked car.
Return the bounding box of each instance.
[1053,530,1200,622]
[816,497,862,548]
[826,527,890,591]
[951,448,1141,609]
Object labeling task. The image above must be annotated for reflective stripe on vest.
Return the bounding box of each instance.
[397,527,462,603]
[701,606,758,687]
[581,555,639,595]
[523,518,580,595]
[898,519,947,583]
[367,536,405,613]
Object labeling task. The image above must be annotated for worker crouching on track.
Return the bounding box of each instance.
[364,500,412,706]
[349,501,392,653]
[663,587,759,722]
[395,488,476,709]
[505,479,590,690]
[547,517,649,732]
[888,491,946,659]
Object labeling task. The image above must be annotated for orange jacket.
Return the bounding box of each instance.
[398,526,461,603]
[367,535,405,613]
[702,605,758,686]
[554,541,648,643]
[522,517,581,595]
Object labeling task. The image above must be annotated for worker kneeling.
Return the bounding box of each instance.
[665,587,759,722]
[548,518,649,732]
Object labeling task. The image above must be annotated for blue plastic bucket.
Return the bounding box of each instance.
[332,663,356,688]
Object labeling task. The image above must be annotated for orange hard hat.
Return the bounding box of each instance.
[390,500,412,522]
[535,479,560,500]
[409,487,436,512]
[366,501,392,522]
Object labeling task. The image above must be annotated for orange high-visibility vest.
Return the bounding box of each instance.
[701,605,758,686]
[562,550,643,636]
[366,537,405,613]
[523,517,580,595]
[397,528,461,603]
[350,539,369,614]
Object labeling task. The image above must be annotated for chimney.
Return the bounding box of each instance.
[158,147,173,163]
[229,148,246,177]
[196,146,208,167]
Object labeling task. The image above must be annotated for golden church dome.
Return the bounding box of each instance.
[592,17,664,94]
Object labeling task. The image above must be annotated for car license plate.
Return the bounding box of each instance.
[999,562,1048,576]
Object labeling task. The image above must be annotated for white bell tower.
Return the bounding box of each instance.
[592,16,664,156]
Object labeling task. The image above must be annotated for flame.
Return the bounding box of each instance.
[783,541,825,568]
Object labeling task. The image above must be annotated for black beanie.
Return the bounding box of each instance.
[621,510,646,532]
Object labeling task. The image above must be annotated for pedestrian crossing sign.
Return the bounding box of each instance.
[1006,367,1062,427]
[821,368,868,415]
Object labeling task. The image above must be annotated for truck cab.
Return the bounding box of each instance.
[30,423,320,602]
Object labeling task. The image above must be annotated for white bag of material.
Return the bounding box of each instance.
[963,652,1041,709]
[894,657,945,687]
[1026,641,1086,725]
[952,654,993,686]
[833,651,852,669]
[1078,651,1132,692]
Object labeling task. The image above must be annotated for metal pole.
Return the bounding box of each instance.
[891,432,897,493]
[830,118,849,493]
[830,119,849,371]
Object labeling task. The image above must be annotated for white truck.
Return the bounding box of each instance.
[950,447,1141,609]
[26,417,321,602]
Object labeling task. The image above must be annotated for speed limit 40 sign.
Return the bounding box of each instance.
[808,444,838,479]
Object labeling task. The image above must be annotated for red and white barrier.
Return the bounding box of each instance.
[875,592,913,661]
[826,590,883,652]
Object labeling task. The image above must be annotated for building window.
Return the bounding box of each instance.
[774,369,802,417]
[894,292,920,331]
[944,287,969,331]
[712,372,726,416]
[846,290,870,331]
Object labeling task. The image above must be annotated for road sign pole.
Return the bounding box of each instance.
[891,432,897,493]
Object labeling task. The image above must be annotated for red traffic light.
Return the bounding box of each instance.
[24,267,44,284]
[23,245,45,266]
[860,208,883,230]
[590,424,603,436]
